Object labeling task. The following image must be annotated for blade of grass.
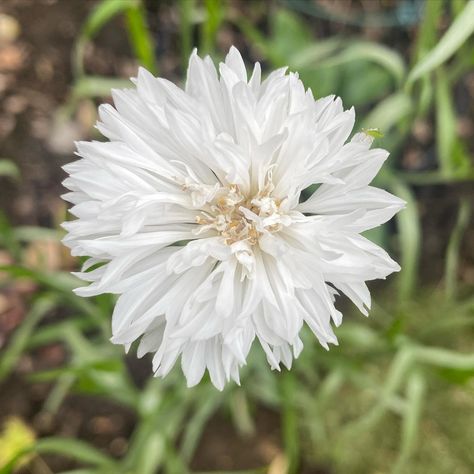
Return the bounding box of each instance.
[0,264,108,323]
[0,438,117,473]
[74,0,138,77]
[317,41,406,85]
[290,38,342,69]
[390,179,420,301]
[0,295,58,381]
[415,346,474,369]
[393,371,426,474]
[125,3,158,74]
[0,211,21,259]
[414,0,442,62]
[407,1,474,85]
[200,0,224,55]
[445,198,471,301]
[229,389,255,437]
[281,370,299,474]
[42,374,76,415]
[343,346,415,438]
[35,438,116,466]
[362,92,413,133]
[28,319,96,349]
[180,389,223,462]
[13,226,62,242]
[435,67,456,176]
[73,76,132,99]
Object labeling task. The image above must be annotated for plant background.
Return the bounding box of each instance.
[0,0,473,473]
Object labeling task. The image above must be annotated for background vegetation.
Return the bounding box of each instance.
[0,1,473,473]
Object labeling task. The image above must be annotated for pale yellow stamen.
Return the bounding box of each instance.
[192,177,287,246]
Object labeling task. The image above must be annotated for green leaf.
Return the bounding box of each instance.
[0,265,79,292]
[340,61,393,107]
[0,159,20,179]
[0,265,105,323]
[35,437,116,466]
[74,0,138,76]
[281,370,300,474]
[180,389,223,462]
[28,318,95,348]
[414,0,443,62]
[317,41,406,85]
[200,0,225,55]
[0,295,58,381]
[271,10,314,65]
[343,347,416,437]
[13,226,62,242]
[73,76,132,99]
[390,179,421,301]
[445,199,471,301]
[415,346,474,370]
[125,4,158,74]
[290,39,344,69]
[0,211,21,258]
[134,432,166,474]
[393,371,426,474]
[407,1,474,84]
[435,67,457,176]
[362,92,413,132]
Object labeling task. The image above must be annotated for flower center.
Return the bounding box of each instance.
[192,184,288,246]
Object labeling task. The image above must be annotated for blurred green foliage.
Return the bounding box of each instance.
[1,1,473,473]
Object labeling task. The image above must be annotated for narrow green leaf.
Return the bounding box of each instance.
[445,199,471,300]
[362,92,413,132]
[415,346,474,370]
[180,390,223,462]
[343,347,415,437]
[435,67,456,176]
[73,76,132,99]
[230,389,255,437]
[414,0,443,62]
[281,370,299,474]
[125,4,158,74]
[74,0,138,76]
[393,371,426,474]
[14,226,62,242]
[35,437,116,466]
[290,39,343,69]
[0,265,104,322]
[200,0,225,55]
[407,1,474,84]
[271,10,314,65]
[134,432,166,474]
[0,211,21,258]
[390,179,420,301]
[42,374,76,414]
[0,295,58,381]
[28,318,95,348]
[317,41,406,85]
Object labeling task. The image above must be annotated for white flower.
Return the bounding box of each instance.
[62,47,405,390]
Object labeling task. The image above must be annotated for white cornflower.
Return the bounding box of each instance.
[62,47,405,390]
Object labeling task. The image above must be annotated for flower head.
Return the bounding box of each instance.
[62,47,404,389]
